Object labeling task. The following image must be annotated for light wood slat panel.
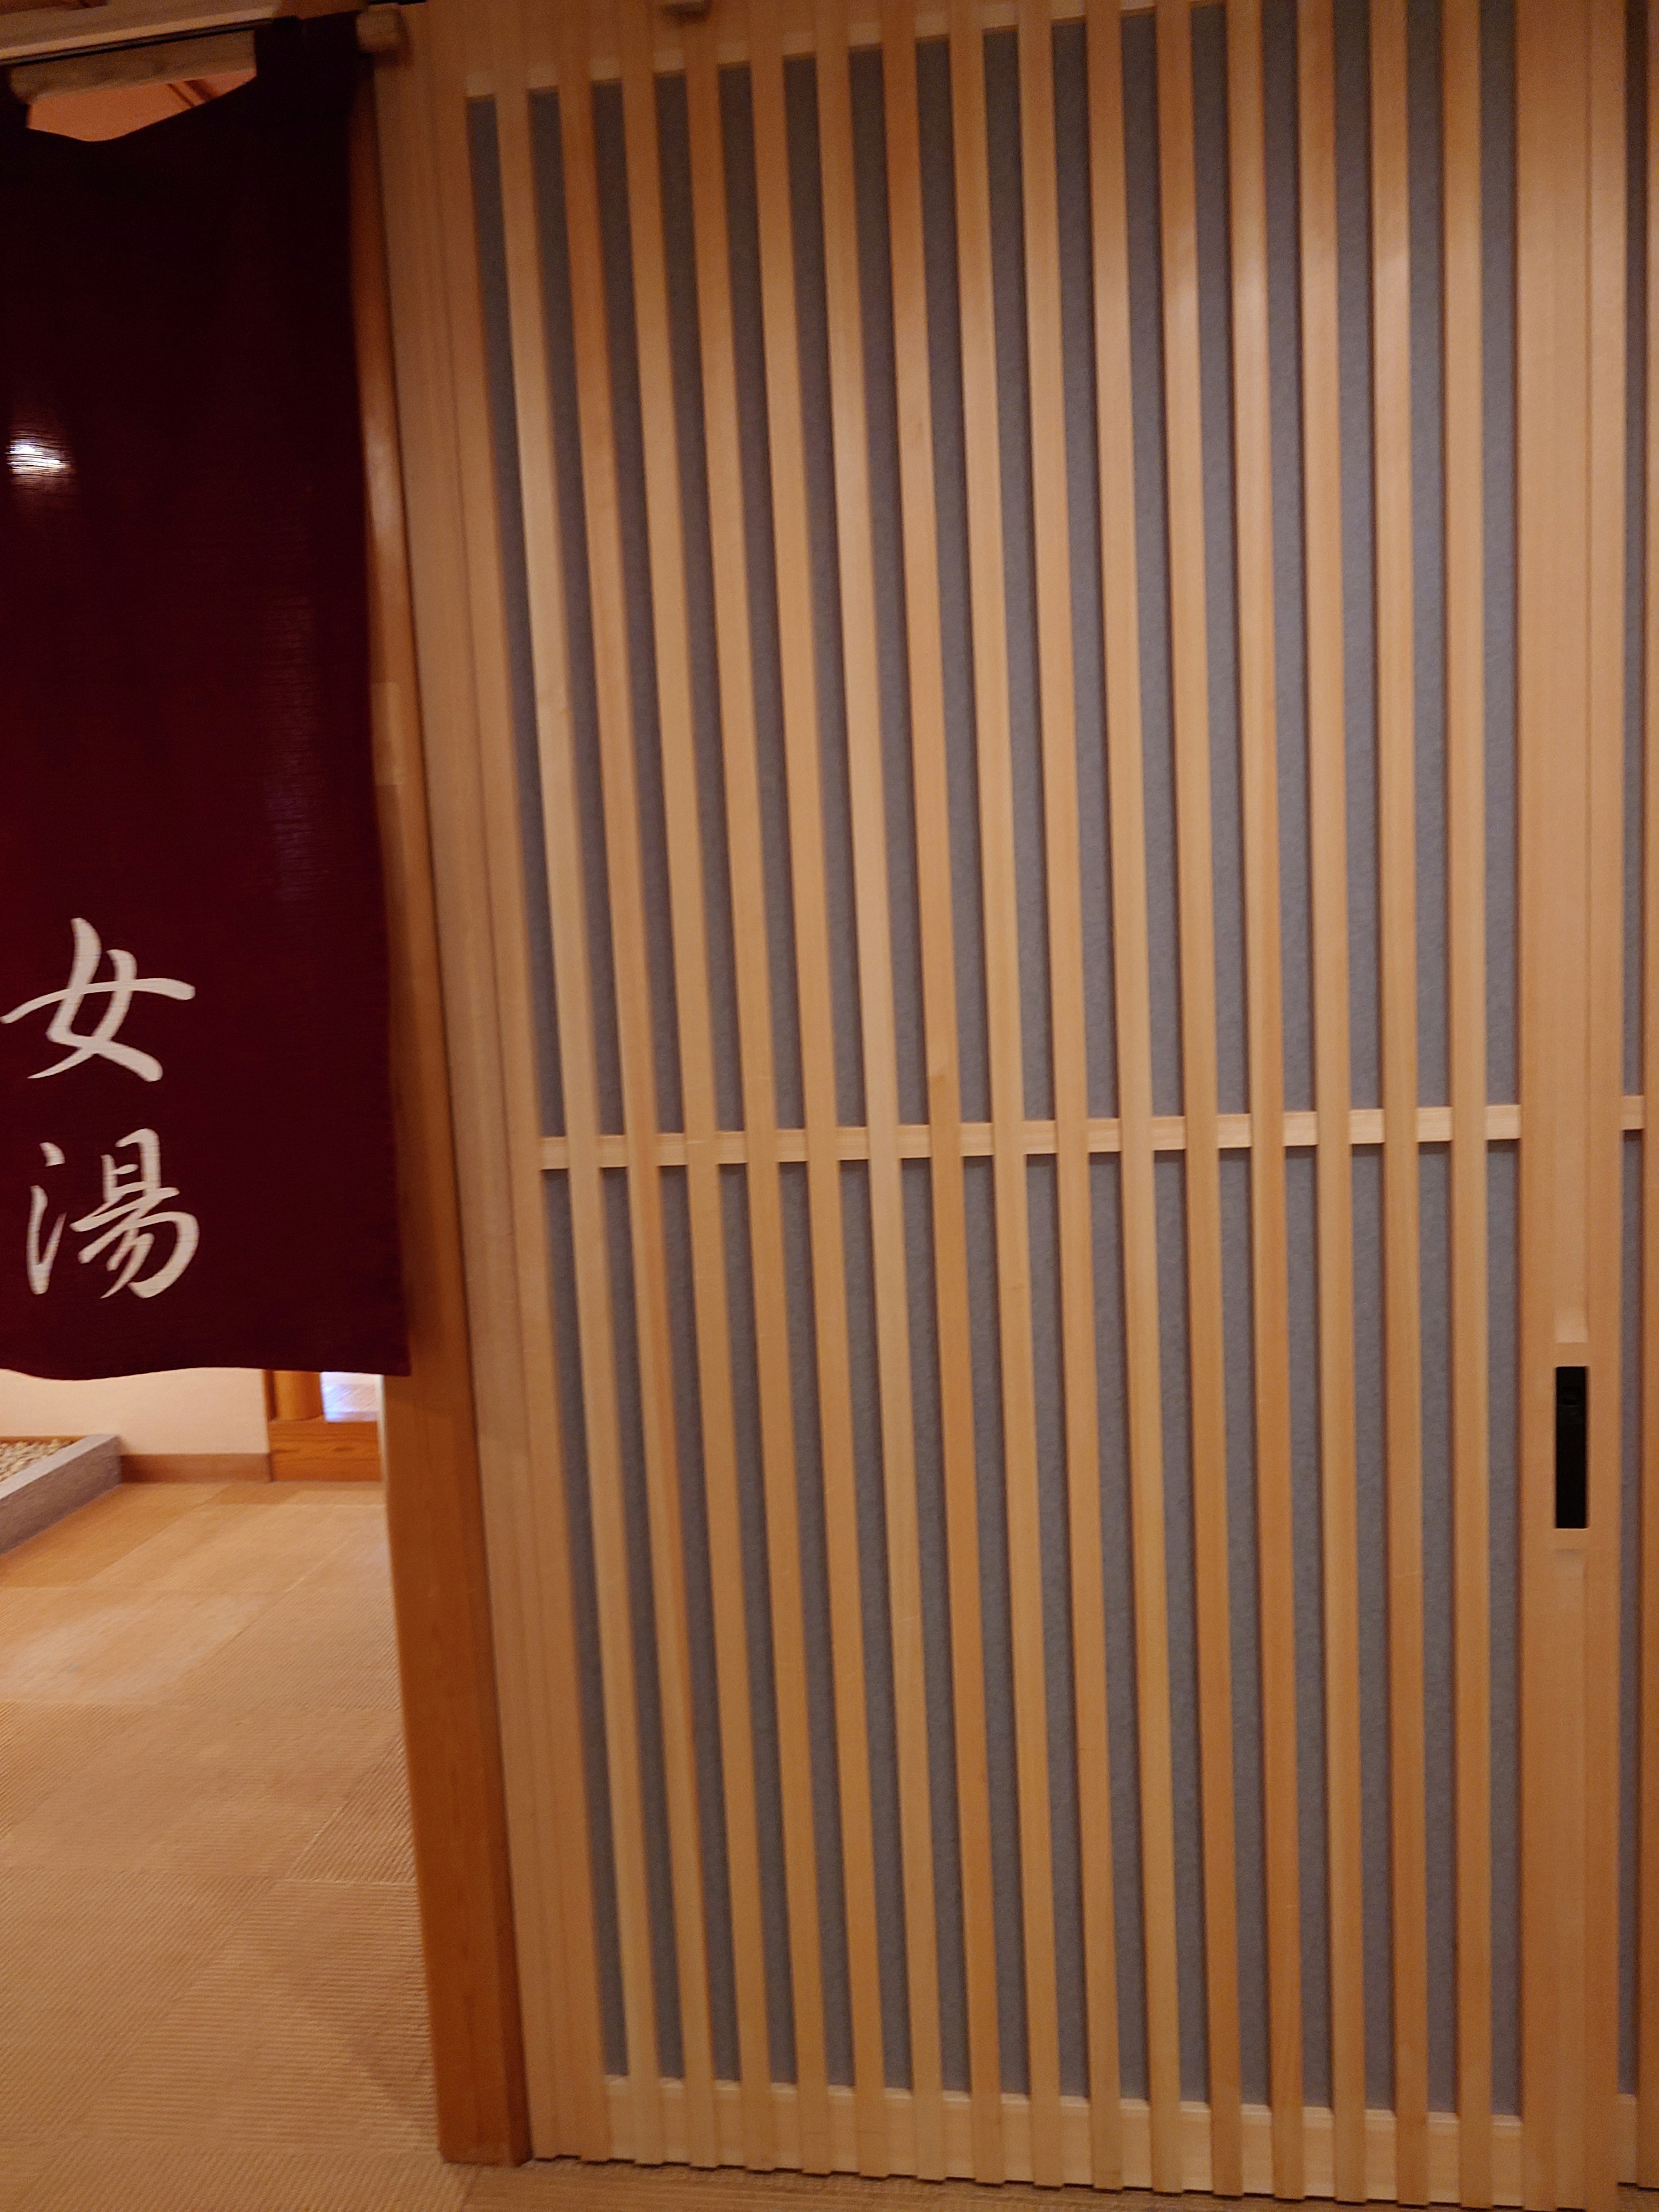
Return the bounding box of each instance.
[1152,4,1242,2188]
[877,0,1006,2175]
[1516,6,1593,2199]
[604,2066,1630,2195]
[555,0,1164,85]
[1225,0,1304,2191]
[613,0,777,2163]
[1017,0,1122,2190]
[451,0,622,2157]
[1368,4,1428,2199]
[1440,3,1493,2200]
[1581,8,1627,2205]
[745,1,891,2169]
[947,0,1064,2182]
[551,0,720,2164]
[485,0,663,2159]
[810,1,945,2176]
[1515,10,1580,2197]
[1084,0,1182,2189]
[679,11,833,2168]
[1297,6,1367,2193]
[540,1100,1541,1171]
[365,23,573,2159]
[1644,0,1659,2176]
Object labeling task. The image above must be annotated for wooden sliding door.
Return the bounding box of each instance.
[372,0,1652,2204]
[1515,6,1627,2206]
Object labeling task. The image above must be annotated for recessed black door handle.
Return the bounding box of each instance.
[1555,1366,1588,1530]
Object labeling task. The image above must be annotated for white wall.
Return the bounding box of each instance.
[0,1369,269,1456]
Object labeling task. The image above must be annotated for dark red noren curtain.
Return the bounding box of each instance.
[0,18,407,1380]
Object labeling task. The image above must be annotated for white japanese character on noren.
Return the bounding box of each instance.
[25,1142,64,1297]
[2,918,195,1084]
[28,1129,199,1301]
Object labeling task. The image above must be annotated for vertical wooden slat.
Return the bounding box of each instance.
[357,56,541,2164]
[1151,4,1243,2190]
[1441,2,1493,2200]
[391,0,626,2160]
[877,0,1007,2178]
[1369,4,1429,2199]
[1297,6,1367,2194]
[486,0,664,2160]
[1224,1,1304,2193]
[1017,0,1122,2189]
[746,2,891,2170]
[945,1,1064,2183]
[551,5,723,2158]
[1581,9,1627,2206]
[810,1,945,2177]
[1515,4,1626,2201]
[1643,0,1659,2177]
[613,0,776,2164]
[1518,10,1629,2201]
[1084,0,1183,2190]
[680,8,833,2168]
[1515,8,1583,2188]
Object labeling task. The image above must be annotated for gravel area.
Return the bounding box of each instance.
[0,1439,75,1482]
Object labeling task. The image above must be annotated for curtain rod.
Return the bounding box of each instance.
[0,0,411,76]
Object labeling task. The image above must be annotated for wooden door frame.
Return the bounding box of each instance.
[351,69,531,2167]
[363,0,612,2165]
[1515,6,1627,2207]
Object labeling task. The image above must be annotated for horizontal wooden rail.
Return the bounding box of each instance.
[599,2073,1648,2205]
[537,1097,1646,1171]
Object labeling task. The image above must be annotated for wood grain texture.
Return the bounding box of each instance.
[485,0,662,2158]
[1368,5,1427,2199]
[947,0,1062,2182]
[1441,3,1493,2200]
[541,1101,1532,1171]
[1019,0,1121,2190]
[359,30,540,2164]
[680,1,833,2169]
[1085,0,1181,2189]
[811,0,945,2178]
[747,0,891,2170]
[1515,6,1626,2203]
[267,1422,382,1481]
[613,0,776,2164]
[1153,3,1241,2188]
[272,1372,326,1423]
[121,1455,273,1484]
[1516,11,1583,2193]
[1644,0,1659,2177]
[1225,0,1304,2191]
[1297,7,1366,2194]
[1581,10,1627,2206]
[551,0,723,2161]
[878,0,1005,2177]
[374,0,1622,2193]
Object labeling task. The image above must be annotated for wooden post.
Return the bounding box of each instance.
[1515,6,1626,2206]
[349,75,529,2168]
